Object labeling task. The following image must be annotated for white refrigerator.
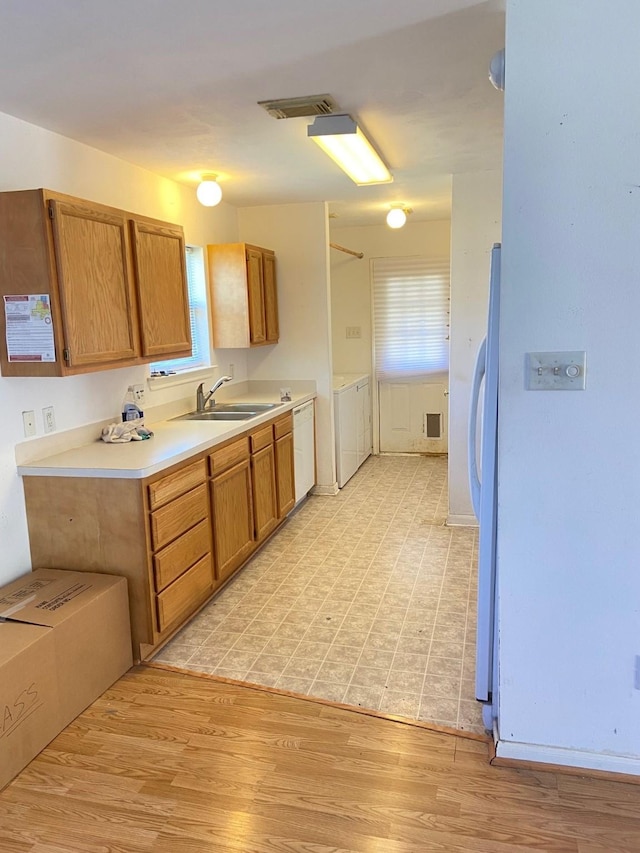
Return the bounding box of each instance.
[468,242,501,732]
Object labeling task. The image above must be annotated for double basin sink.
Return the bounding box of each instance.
[173,402,282,422]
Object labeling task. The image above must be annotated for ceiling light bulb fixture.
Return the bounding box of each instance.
[386,205,411,229]
[307,114,392,186]
[196,174,222,207]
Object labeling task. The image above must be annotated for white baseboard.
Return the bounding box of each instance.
[496,738,640,777]
[446,514,478,527]
[311,483,339,496]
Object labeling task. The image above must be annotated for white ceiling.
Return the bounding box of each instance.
[0,0,505,227]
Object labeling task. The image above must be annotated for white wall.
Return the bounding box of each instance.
[0,110,240,585]
[448,170,502,523]
[238,203,335,490]
[330,221,451,376]
[498,0,640,769]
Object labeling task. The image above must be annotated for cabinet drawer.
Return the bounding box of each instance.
[148,459,206,510]
[156,554,214,633]
[250,424,273,453]
[150,483,208,550]
[209,436,250,477]
[273,411,293,439]
[153,519,211,592]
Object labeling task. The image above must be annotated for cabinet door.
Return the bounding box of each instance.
[210,459,255,582]
[50,200,139,367]
[263,251,279,343]
[275,432,295,518]
[130,219,192,358]
[246,247,266,344]
[251,444,278,542]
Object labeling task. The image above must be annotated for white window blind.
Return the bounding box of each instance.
[151,245,210,374]
[372,256,450,380]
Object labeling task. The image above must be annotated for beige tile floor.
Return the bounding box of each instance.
[154,454,484,734]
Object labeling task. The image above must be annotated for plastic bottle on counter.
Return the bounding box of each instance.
[121,388,143,422]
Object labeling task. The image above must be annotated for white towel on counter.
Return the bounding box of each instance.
[100,422,153,443]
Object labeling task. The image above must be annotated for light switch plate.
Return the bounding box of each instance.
[526,351,586,390]
[128,384,145,404]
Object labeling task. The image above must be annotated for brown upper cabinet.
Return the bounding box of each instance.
[130,218,192,359]
[207,242,279,348]
[0,189,192,376]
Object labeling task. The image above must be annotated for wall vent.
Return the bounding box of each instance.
[424,412,442,439]
[258,94,339,120]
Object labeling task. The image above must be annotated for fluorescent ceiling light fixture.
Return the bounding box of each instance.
[307,114,392,186]
[196,174,222,207]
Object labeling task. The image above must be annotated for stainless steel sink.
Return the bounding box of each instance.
[173,410,254,422]
[172,402,282,422]
[209,403,281,413]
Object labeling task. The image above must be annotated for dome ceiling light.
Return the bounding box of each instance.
[196,174,222,207]
[386,204,412,229]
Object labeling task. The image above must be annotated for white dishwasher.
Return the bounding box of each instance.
[293,401,315,504]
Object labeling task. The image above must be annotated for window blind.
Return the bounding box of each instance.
[372,256,450,381]
[151,245,210,373]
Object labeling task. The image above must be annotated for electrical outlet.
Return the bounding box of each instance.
[128,384,145,405]
[228,363,235,380]
[346,326,362,339]
[22,410,36,438]
[43,406,56,433]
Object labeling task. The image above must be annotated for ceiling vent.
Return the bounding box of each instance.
[258,94,339,120]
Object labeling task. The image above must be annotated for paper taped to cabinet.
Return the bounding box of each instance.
[4,295,56,362]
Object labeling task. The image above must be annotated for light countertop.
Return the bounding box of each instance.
[332,373,370,391]
[17,389,315,480]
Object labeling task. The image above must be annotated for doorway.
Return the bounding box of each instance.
[378,380,448,453]
[371,255,450,454]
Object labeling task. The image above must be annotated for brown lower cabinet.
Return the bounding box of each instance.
[156,554,214,633]
[250,424,279,542]
[210,441,254,583]
[22,409,298,662]
[275,431,295,518]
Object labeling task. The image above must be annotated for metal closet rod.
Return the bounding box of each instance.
[330,242,364,259]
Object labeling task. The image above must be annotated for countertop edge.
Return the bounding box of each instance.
[18,392,316,480]
[332,373,370,392]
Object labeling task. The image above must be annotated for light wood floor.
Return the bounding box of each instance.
[1,667,640,852]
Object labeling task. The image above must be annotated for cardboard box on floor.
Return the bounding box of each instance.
[0,568,132,791]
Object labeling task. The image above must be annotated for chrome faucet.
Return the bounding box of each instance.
[196,375,233,412]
